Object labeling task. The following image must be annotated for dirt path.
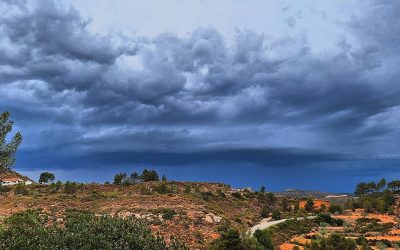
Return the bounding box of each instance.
[249,216,316,235]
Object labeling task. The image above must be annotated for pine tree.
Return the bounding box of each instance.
[0,111,22,171]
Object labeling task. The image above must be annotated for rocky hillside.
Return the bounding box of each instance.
[0,170,33,182]
[0,180,264,249]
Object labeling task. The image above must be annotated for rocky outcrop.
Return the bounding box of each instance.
[204,213,222,224]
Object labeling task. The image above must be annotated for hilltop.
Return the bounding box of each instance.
[0,178,264,249]
[0,170,33,182]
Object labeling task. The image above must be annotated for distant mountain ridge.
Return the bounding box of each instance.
[274,188,351,199]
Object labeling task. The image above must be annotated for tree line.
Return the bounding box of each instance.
[113,169,167,185]
[353,178,396,214]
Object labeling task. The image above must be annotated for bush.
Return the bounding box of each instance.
[154,208,176,220]
[139,186,152,195]
[304,199,314,212]
[184,185,191,194]
[64,181,81,195]
[200,192,213,201]
[261,206,270,218]
[14,183,28,195]
[315,214,344,226]
[272,210,282,220]
[329,204,343,214]
[210,228,273,250]
[305,234,357,250]
[0,185,11,195]
[231,192,242,199]
[253,229,273,249]
[154,182,171,194]
[268,219,318,246]
[355,218,392,234]
[49,180,62,193]
[141,169,159,182]
[216,189,226,198]
[113,172,127,185]
[209,229,244,250]
[0,210,187,249]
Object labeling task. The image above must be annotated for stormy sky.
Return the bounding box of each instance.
[1,0,399,192]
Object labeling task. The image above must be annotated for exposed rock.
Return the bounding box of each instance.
[204,213,222,224]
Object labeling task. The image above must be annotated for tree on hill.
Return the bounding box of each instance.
[387,180,400,192]
[114,172,127,185]
[39,172,55,184]
[376,178,386,192]
[130,172,140,183]
[0,111,22,171]
[355,182,369,196]
[353,179,397,213]
[355,181,379,196]
[140,169,159,182]
[305,199,314,212]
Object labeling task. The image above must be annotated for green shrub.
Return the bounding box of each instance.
[268,218,318,246]
[140,186,153,195]
[209,229,243,250]
[272,210,282,220]
[253,229,273,249]
[161,208,176,220]
[0,210,187,249]
[14,183,28,195]
[329,204,343,214]
[260,206,270,218]
[355,218,392,234]
[231,192,242,199]
[315,214,344,226]
[64,181,80,195]
[216,189,226,198]
[154,182,171,194]
[0,185,11,195]
[305,234,357,250]
[200,191,213,201]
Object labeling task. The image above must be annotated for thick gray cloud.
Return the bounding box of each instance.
[0,0,399,173]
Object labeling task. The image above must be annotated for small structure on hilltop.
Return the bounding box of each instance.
[0,177,32,186]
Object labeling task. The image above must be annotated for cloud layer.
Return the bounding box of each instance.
[1,0,400,189]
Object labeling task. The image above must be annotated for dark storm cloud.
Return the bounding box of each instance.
[1,2,124,65]
[17,147,345,171]
[0,0,399,166]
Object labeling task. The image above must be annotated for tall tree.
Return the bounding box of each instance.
[130,172,140,183]
[388,180,400,192]
[39,172,55,184]
[113,172,127,185]
[376,178,386,192]
[355,183,369,196]
[0,111,22,171]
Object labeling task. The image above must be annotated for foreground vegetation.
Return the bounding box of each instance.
[0,210,186,250]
